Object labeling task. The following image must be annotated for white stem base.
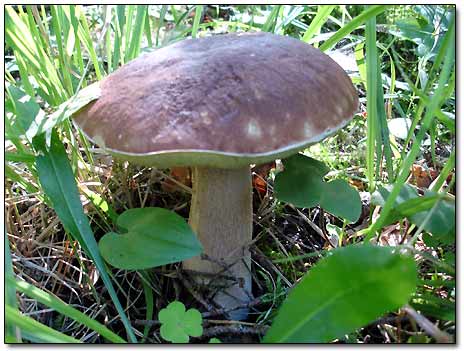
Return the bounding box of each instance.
[183,166,253,320]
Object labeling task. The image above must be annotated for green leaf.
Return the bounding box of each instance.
[410,195,455,239]
[33,130,137,343]
[274,154,328,208]
[320,180,362,223]
[98,208,202,270]
[275,155,361,222]
[263,245,417,343]
[159,301,203,343]
[209,338,222,343]
[371,184,418,224]
[6,84,45,136]
[285,153,330,177]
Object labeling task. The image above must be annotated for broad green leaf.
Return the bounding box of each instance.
[275,155,361,221]
[284,153,330,177]
[320,180,361,223]
[411,197,455,241]
[159,301,203,343]
[274,154,327,208]
[372,184,417,208]
[263,245,417,343]
[371,184,418,224]
[6,84,45,136]
[98,208,202,270]
[33,130,137,343]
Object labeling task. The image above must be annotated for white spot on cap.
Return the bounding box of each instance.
[201,111,212,125]
[269,125,276,135]
[246,119,262,138]
[303,122,313,138]
[250,53,255,57]
[254,88,262,100]
[118,134,123,140]
[92,134,106,149]
[336,105,344,117]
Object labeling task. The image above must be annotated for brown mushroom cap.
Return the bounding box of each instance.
[73,32,358,168]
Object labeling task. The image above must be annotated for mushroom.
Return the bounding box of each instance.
[72,32,358,320]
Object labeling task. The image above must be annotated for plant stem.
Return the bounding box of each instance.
[184,166,253,320]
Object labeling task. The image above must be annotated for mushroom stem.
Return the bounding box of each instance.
[184,166,253,320]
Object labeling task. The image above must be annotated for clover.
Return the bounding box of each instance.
[158,301,203,343]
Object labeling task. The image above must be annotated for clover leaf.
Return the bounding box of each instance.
[158,301,203,343]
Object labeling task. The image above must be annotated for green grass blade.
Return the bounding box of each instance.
[50,5,73,97]
[113,5,125,69]
[170,5,180,23]
[5,6,64,103]
[191,5,203,38]
[320,5,388,52]
[301,5,335,44]
[140,271,155,341]
[262,5,282,33]
[402,8,456,150]
[5,164,39,194]
[376,58,394,181]
[33,130,137,343]
[365,13,378,193]
[69,5,85,76]
[124,6,135,61]
[6,305,82,343]
[432,148,455,192]
[366,13,455,240]
[28,6,50,55]
[126,5,147,61]
[5,233,21,342]
[155,5,168,47]
[12,278,126,343]
[77,6,103,80]
[5,151,36,164]
[144,7,153,47]
[274,5,304,34]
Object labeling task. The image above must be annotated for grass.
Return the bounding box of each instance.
[5,4,455,344]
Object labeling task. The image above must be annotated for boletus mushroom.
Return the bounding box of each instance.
[72,32,358,320]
